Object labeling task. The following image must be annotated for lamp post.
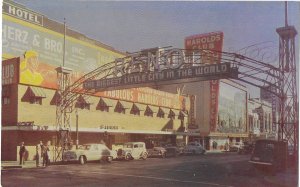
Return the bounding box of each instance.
[75,109,79,149]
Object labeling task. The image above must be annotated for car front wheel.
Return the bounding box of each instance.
[125,154,131,161]
[142,152,148,160]
[79,156,86,165]
[107,156,113,163]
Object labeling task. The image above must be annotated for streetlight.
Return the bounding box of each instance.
[75,109,79,149]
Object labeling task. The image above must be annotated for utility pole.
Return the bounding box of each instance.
[75,109,79,149]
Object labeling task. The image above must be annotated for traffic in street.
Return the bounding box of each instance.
[2,153,297,187]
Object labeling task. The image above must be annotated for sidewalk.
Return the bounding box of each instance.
[1,161,37,169]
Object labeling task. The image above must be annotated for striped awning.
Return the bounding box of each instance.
[179,111,188,117]
[118,101,132,109]
[29,87,46,98]
[147,105,158,113]
[133,103,147,111]
[159,107,170,115]
[100,97,116,107]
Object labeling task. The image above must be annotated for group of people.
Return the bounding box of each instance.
[36,141,51,167]
[18,141,51,167]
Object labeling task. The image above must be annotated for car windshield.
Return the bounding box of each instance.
[124,144,133,148]
[78,145,91,150]
[253,141,274,157]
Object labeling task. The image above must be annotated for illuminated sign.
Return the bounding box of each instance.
[185,32,224,132]
[84,62,237,91]
[188,95,198,129]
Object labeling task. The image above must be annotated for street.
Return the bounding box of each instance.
[1,153,296,187]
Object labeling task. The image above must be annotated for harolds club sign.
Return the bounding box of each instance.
[185,32,224,132]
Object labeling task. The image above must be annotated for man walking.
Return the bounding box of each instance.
[19,142,26,165]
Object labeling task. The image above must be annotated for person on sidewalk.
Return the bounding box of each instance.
[42,143,49,167]
[19,142,26,165]
[39,141,44,166]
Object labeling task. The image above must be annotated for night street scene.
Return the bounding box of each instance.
[1,1,299,187]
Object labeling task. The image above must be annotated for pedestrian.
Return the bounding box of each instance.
[39,141,44,166]
[42,143,49,167]
[46,141,51,166]
[19,142,26,165]
[35,144,40,167]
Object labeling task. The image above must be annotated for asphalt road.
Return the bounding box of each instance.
[1,153,295,187]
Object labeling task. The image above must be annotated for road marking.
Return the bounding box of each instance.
[90,171,233,187]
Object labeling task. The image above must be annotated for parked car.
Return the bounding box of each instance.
[117,142,148,160]
[183,142,206,155]
[62,143,117,164]
[229,142,243,152]
[249,139,288,173]
[147,147,167,158]
[238,142,255,154]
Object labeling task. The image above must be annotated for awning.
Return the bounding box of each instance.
[100,97,116,107]
[50,90,61,105]
[147,105,158,113]
[133,103,147,111]
[118,100,132,109]
[170,109,180,116]
[179,111,188,117]
[29,87,46,98]
[159,107,170,115]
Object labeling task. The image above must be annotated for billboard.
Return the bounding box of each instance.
[2,1,124,89]
[217,82,247,133]
[185,32,224,132]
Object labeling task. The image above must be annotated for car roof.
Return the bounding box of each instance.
[124,142,145,144]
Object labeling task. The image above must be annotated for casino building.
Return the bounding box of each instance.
[2,0,190,161]
[2,0,250,161]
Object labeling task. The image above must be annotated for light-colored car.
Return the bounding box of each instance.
[117,142,148,160]
[229,142,243,152]
[183,142,206,155]
[63,143,117,164]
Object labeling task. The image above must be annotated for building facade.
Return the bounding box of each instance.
[247,98,277,141]
[2,1,190,161]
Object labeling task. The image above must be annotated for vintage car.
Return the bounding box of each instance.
[249,140,288,173]
[161,143,183,157]
[62,143,117,164]
[117,142,148,160]
[238,142,255,154]
[147,147,167,158]
[183,142,206,155]
[229,142,243,152]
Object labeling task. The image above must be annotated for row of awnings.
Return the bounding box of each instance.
[102,98,188,117]
[22,87,188,117]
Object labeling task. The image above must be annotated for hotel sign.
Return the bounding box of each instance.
[3,1,44,26]
[84,62,238,91]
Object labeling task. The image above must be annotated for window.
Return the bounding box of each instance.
[168,110,177,119]
[96,98,113,112]
[30,97,42,105]
[145,106,154,117]
[157,107,169,118]
[3,97,10,105]
[130,106,140,115]
[114,101,131,114]
[50,91,61,105]
[114,102,126,114]
[2,86,11,105]
[21,86,46,105]
[75,95,90,110]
